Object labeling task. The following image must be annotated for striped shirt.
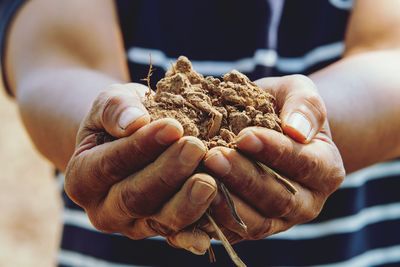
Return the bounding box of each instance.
[2,0,400,266]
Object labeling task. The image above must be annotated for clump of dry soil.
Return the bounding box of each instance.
[144,56,281,148]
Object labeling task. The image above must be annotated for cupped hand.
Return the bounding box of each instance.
[65,83,217,255]
[203,75,345,243]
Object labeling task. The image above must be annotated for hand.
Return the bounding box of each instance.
[65,83,217,255]
[203,75,345,243]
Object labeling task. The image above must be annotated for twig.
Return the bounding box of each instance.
[219,183,247,233]
[141,54,154,98]
[207,164,296,266]
[206,213,247,267]
[208,246,216,263]
[231,149,298,195]
[254,161,298,195]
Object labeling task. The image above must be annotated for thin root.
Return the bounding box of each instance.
[206,213,247,267]
[208,246,216,263]
[255,161,298,195]
[141,53,155,98]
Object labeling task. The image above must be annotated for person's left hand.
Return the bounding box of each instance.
[203,75,345,243]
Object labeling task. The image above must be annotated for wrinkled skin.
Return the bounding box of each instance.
[65,75,345,254]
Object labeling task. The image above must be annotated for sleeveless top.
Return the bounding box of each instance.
[2,1,400,266]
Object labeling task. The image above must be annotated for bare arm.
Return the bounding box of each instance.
[5,0,128,171]
[311,0,400,172]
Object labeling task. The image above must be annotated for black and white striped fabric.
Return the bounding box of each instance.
[58,160,400,266]
[2,0,400,266]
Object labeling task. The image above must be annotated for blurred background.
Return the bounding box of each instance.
[0,81,61,266]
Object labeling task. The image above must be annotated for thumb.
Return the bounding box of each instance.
[255,75,327,143]
[81,83,151,142]
[166,229,211,255]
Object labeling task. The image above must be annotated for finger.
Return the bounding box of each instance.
[211,191,289,240]
[151,173,217,234]
[210,226,243,245]
[121,217,213,249]
[124,189,318,244]
[80,83,151,141]
[65,118,183,205]
[121,218,158,240]
[255,75,327,143]
[204,147,297,218]
[167,229,211,255]
[235,127,344,193]
[97,137,207,225]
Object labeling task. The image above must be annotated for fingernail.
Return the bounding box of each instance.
[285,112,311,140]
[179,139,206,166]
[155,120,183,145]
[236,130,263,153]
[190,181,215,205]
[118,107,145,130]
[188,246,206,255]
[204,150,231,177]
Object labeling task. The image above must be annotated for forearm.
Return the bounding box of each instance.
[17,67,120,171]
[3,0,129,171]
[311,50,400,172]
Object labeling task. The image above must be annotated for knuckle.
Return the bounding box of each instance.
[130,138,153,159]
[102,94,124,121]
[237,174,258,196]
[247,218,273,240]
[326,163,346,194]
[158,164,191,188]
[167,219,184,233]
[97,90,112,103]
[147,220,176,236]
[267,140,288,168]
[92,91,114,117]
[87,211,114,234]
[296,150,321,183]
[167,209,198,231]
[64,180,83,206]
[105,94,124,109]
[119,183,153,217]
[301,204,321,223]
[286,74,327,124]
[64,161,88,206]
[93,91,110,110]
[271,190,297,218]
[305,192,325,223]
[309,208,320,222]
[304,94,327,123]
[300,148,345,194]
[122,231,143,240]
[122,220,150,240]
[64,163,77,196]
[168,163,189,179]
[126,138,155,168]
[87,90,125,131]
[158,173,181,191]
[98,149,124,183]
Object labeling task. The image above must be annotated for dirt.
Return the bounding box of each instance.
[143,56,281,148]
[143,57,283,266]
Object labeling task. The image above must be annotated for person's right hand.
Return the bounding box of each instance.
[65,83,217,255]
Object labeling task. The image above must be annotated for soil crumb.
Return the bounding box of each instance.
[144,56,281,148]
